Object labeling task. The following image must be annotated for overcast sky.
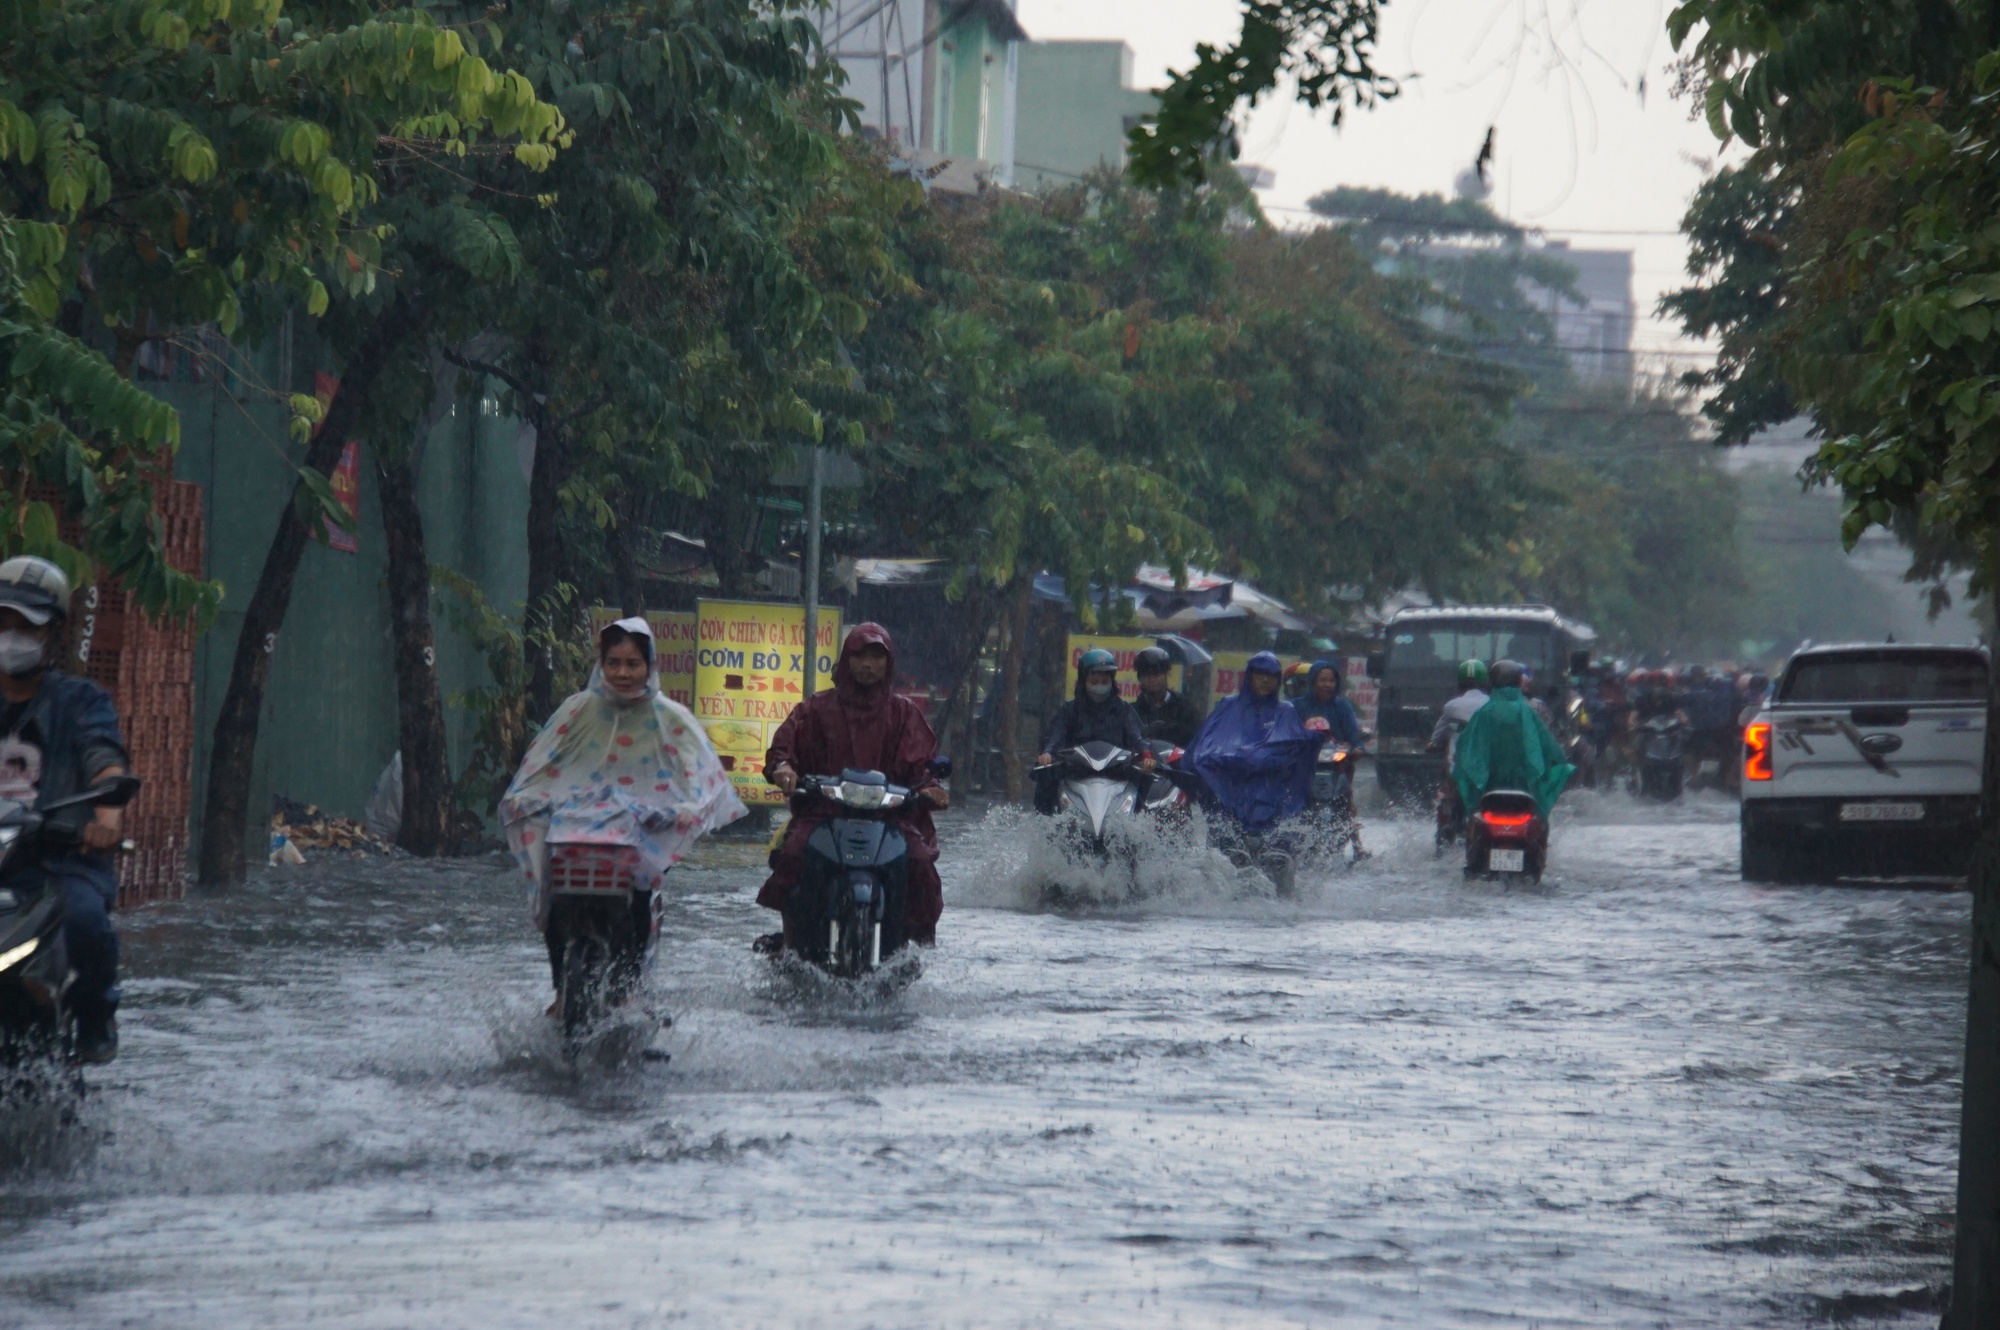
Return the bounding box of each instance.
[1015,0,1731,370]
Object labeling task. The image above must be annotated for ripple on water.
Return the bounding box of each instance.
[0,801,1969,1329]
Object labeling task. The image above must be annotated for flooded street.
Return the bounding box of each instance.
[0,794,1967,1328]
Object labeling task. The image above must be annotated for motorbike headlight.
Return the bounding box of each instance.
[880,791,907,809]
[0,826,20,848]
[0,936,37,973]
[836,781,889,809]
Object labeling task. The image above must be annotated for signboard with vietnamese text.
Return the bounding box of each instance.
[587,608,697,706]
[693,599,841,806]
[1064,634,1180,702]
[1344,656,1379,731]
[1211,651,1300,704]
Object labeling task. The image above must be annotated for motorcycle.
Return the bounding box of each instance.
[1306,740,1366,865]
[544,836,661,1055]
[1632,715,1687,802]
[781,760,947,979]
[0,774,142,1100]
[1035,740,1189,861]
[1564,697,1599,790]
[1464,789,1548,882]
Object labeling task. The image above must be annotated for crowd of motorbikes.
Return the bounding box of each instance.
[1562,663,1770,802]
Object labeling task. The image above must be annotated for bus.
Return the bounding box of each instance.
[1368,605,1597,803]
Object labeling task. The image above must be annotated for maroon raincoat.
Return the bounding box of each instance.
[758,623,944,942]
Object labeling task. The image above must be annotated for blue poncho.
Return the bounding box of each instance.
[1186,651,1321,832]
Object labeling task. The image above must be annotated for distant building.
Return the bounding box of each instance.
[1011,41,1159,189]
[1534,240,1634,385]
[811,0,1026,193]
[811,7,1170,197]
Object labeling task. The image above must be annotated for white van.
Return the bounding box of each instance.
[1740,643,1987,882]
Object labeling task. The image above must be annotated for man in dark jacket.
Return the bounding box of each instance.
[1131,646,1201,746]
[762,623,948,945]
[0,557,131,1064]
[1034,648,1148,813]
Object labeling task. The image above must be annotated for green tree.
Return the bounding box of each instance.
[126,1,566,882]
[1127,1,1395,187]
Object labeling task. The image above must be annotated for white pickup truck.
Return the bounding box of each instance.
[1741,643,1987,882]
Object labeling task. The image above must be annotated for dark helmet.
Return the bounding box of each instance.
[1488,659,1525,690]
[1134,646,1172,676]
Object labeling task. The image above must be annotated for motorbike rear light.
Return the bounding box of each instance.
[1166,748,1184,765]
[1744,722,1773,781]
[1480,811,1533,829]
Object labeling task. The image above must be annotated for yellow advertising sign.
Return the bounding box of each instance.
[1212,651,1300,705]
[587,608,697,706]
[1065,634,1180,701]
[693,600,842,806]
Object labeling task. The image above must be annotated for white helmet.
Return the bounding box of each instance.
[0,556,71,625]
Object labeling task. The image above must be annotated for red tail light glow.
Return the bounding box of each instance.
[1744,722,1773,781]
[1480,811,1533,829]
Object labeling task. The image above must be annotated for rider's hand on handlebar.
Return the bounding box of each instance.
[82,815,123,852]
[1035,753,1053,767]
[1140,750,1156,772]
[770,762,798,796]
[920,784,950,810]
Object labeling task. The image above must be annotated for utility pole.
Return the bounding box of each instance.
[802,444,823,697]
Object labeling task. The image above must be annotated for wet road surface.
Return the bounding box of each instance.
[0,793,1968,1327]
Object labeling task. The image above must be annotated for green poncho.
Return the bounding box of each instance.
[1452,686,1575,817]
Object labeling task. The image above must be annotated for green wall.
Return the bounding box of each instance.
[1013,41,1157,189]
[159,369,529,857]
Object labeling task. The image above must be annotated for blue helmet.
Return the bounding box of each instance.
[1078,648,1117,673]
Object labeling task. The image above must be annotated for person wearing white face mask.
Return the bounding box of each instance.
[1032,648,1150,814]
[0,556,131,1063]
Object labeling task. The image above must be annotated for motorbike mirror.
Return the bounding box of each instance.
[1365,652,1385,679]
[928,755,953,781]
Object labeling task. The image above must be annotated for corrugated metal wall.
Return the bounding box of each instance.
[154,370,530,862]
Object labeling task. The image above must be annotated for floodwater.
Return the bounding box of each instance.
[0,791,1969,1328]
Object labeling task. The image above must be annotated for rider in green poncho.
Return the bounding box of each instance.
[1453,659,1575,818]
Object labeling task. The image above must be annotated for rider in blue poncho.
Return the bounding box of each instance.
[1185,651,1322,833]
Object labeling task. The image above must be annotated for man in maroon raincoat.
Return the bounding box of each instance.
[760,623,948,943]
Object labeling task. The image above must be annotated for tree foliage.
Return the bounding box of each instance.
[1127,1,1395,187]
[0,0,562,617]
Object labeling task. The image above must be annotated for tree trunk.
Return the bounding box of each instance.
[697,484,759,597]
[198,296,419,884]
[522,400,570,724]
[997,575,1033,804]
[374,452,453,857]
[1947,549,2000,1328]
[1036,599,1070,738]
[609,501,647,617]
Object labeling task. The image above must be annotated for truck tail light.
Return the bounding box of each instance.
[1744,722,1772,781]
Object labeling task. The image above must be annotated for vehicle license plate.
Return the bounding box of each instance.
[1839,802,1925,822]
[1488,848,1526,872]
